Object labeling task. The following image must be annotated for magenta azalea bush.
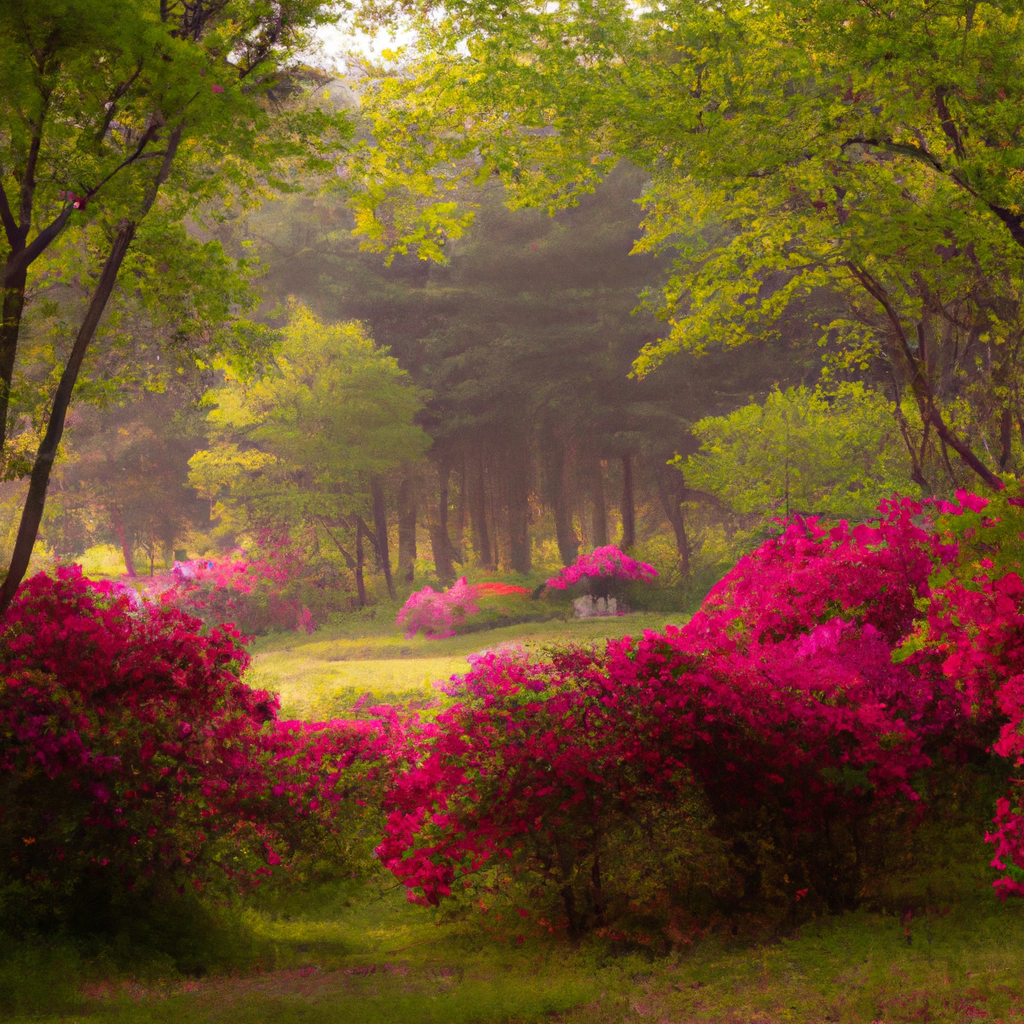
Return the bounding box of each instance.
[396,577,479,639]
[0,567,395,924]
[545,545,657,598]
[375,494,1024,934]
[152,549,314,635]
[16,487,1024,940]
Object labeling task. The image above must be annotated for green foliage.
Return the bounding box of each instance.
[190,305,429,542]
[345,0,1024,493]
[682,383,917,521]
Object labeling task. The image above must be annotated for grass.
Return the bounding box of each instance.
[10,858,1024,1023]
[251,611,688,717]
[7,609,1024,1023]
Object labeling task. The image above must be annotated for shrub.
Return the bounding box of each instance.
[140,538,348,635]
[0,567,394,929]
[377,497,1015,933]
[545,546,657,602]
[396,577,479,638]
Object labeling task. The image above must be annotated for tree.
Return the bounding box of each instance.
[48,386,211,576]
[342,0,1024,496]
[0,0,350,613]
[682,383,917,523]
[188,306,430,604]
[240,166,821,579]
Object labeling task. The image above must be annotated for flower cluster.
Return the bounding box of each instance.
[142,545,314,635]
[376,496,1024,929]
[544,545,657,591]
[19,486,1024,934]
[0,567,393,921]
[396,577,479,639]
[474,582,531,597]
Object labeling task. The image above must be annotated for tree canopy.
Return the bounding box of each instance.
[344,0,1024,495]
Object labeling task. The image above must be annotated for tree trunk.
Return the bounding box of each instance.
[110,506,136,578]
[469,455,493,568]
[370,474,396,600]
[549,446,579,566]
[621,453,636,550]
[0,127,182,616]
[431,460,458,584]
[430,526,455,584]
[1000,406,1013,473]
[591,459,609,548]
[456,458,467,558]
[0,220,138,612]
[849,261,1003,491]
[397,472,417,583]
[507,449,531,575]
[0,197,75,460]
[354,518,367,608]
[656,467,690,577]
[0,266,27,458]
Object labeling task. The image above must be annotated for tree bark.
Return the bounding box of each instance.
[621,453,636,550]
[397,472,417,583]
[430,460,458,584]
[354,518,367,608]
[469,454,493,568]
[0,265,28,457]
[507,449,531,575]
[110,506,136,578]
[370,474,396,600]
[456,458,467,557]
[1000,406,1013,473]
[655,467,690,577]
[0,220,137,612]
[591,459,608,547]
[548,446,579,566]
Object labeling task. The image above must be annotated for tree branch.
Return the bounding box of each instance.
[0,182,18,247]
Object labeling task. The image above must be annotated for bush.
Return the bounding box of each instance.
[396,577,480,638]
[0,567,395,930]
[140,540,350,635]
[376,497,1018,934]
[545,545,657,604]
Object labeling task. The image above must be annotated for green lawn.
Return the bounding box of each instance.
[7,611,1024,1023]
[251,612,688,718]
[12,868,1024,1023]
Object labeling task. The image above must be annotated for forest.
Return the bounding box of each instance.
[5,0,1024,1021]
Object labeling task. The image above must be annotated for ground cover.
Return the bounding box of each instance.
[6,836,1024,1023]
[251,612,687,717]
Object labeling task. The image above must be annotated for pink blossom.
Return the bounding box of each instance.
[545,545,657,590]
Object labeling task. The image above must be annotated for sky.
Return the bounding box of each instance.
[315,19,416,75]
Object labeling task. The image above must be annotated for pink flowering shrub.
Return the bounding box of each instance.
[0,567,395,925]
[141,537,346,635]
[396,577,479,639]
[151,549,308,635]
[545,545,657,601]
[377,496,1024,931]
[899,488,1024,900]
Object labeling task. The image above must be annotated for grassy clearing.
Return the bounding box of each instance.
[0,882,637,1024]
[9,851,1024,1023]
[251,611,687,717]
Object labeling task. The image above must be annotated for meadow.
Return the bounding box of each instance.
[5,600,1024,1024]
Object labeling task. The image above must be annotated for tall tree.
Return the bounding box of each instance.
[342,0,1024,495]
[242,166,819,575]
[0,0,349,613]
[188,306,429,604]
